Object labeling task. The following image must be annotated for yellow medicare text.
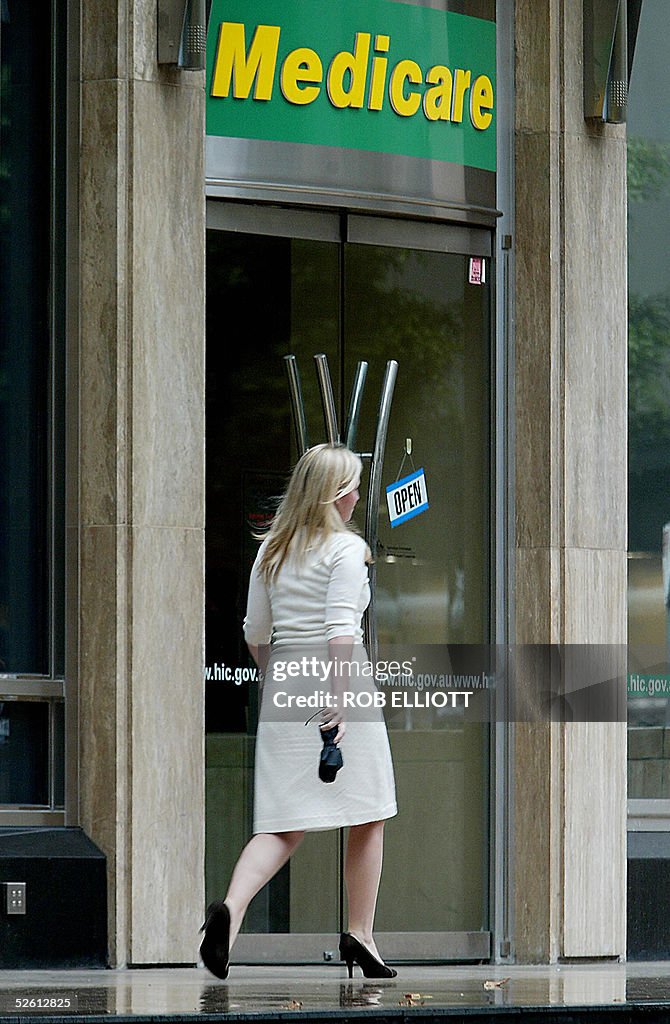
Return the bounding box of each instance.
[211,23,494,131]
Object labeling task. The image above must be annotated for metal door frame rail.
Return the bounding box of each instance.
[284,353,398,657]
[233,929,491,964]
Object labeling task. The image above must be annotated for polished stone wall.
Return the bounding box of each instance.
[513,0,627,960]
[77,1,205,965]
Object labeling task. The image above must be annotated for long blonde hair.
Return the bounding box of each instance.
[257,443,365,581]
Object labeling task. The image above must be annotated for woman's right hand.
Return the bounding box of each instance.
[320,709,346,746]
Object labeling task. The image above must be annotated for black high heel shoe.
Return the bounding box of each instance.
[199,900,230,979]
[339,932,397,979]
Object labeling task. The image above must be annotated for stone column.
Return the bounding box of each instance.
[78,1,205,965]
[513,0,627,960]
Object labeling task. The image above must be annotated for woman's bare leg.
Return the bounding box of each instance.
[224,831,305,948]
[344,820,385,961]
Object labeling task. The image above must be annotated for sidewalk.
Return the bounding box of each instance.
[2,962,670,1023]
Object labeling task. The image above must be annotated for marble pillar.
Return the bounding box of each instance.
[78,0,205,965]
[513,0,627,960]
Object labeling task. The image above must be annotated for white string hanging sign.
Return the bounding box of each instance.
[385,438,429,528]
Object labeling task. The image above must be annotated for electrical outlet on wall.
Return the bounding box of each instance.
[3,882,26,915]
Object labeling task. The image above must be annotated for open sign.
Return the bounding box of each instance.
[385,469,429,527]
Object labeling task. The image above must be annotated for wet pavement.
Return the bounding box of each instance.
[2,962,670,1023]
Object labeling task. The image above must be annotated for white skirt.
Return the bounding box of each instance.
[252,646,397,833]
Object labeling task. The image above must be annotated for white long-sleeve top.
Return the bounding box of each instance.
[243,531,370,646]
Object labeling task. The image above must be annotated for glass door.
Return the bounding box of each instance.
[205,216,342,940]
[205,205,492,960]
[343,223,491,949]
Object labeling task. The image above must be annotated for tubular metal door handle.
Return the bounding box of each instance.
[283,353,398,657]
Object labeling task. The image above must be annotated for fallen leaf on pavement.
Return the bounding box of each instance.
[399,994,433,1006]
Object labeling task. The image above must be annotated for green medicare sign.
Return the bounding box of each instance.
[206,0,497,173]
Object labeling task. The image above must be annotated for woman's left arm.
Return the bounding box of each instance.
[244,549,273,676]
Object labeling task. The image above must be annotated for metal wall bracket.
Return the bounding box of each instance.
[583,0,636,123]
[284,353,398,656]
[157,0,208,70]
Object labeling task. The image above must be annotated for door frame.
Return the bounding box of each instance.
[205,200,506,964]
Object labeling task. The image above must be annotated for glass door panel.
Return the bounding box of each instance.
[205,229,341,935]
[344,243,491,934]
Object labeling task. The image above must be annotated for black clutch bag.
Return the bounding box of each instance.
[319,726,343,783]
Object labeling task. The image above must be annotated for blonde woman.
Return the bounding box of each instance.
[200,443,397,980]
